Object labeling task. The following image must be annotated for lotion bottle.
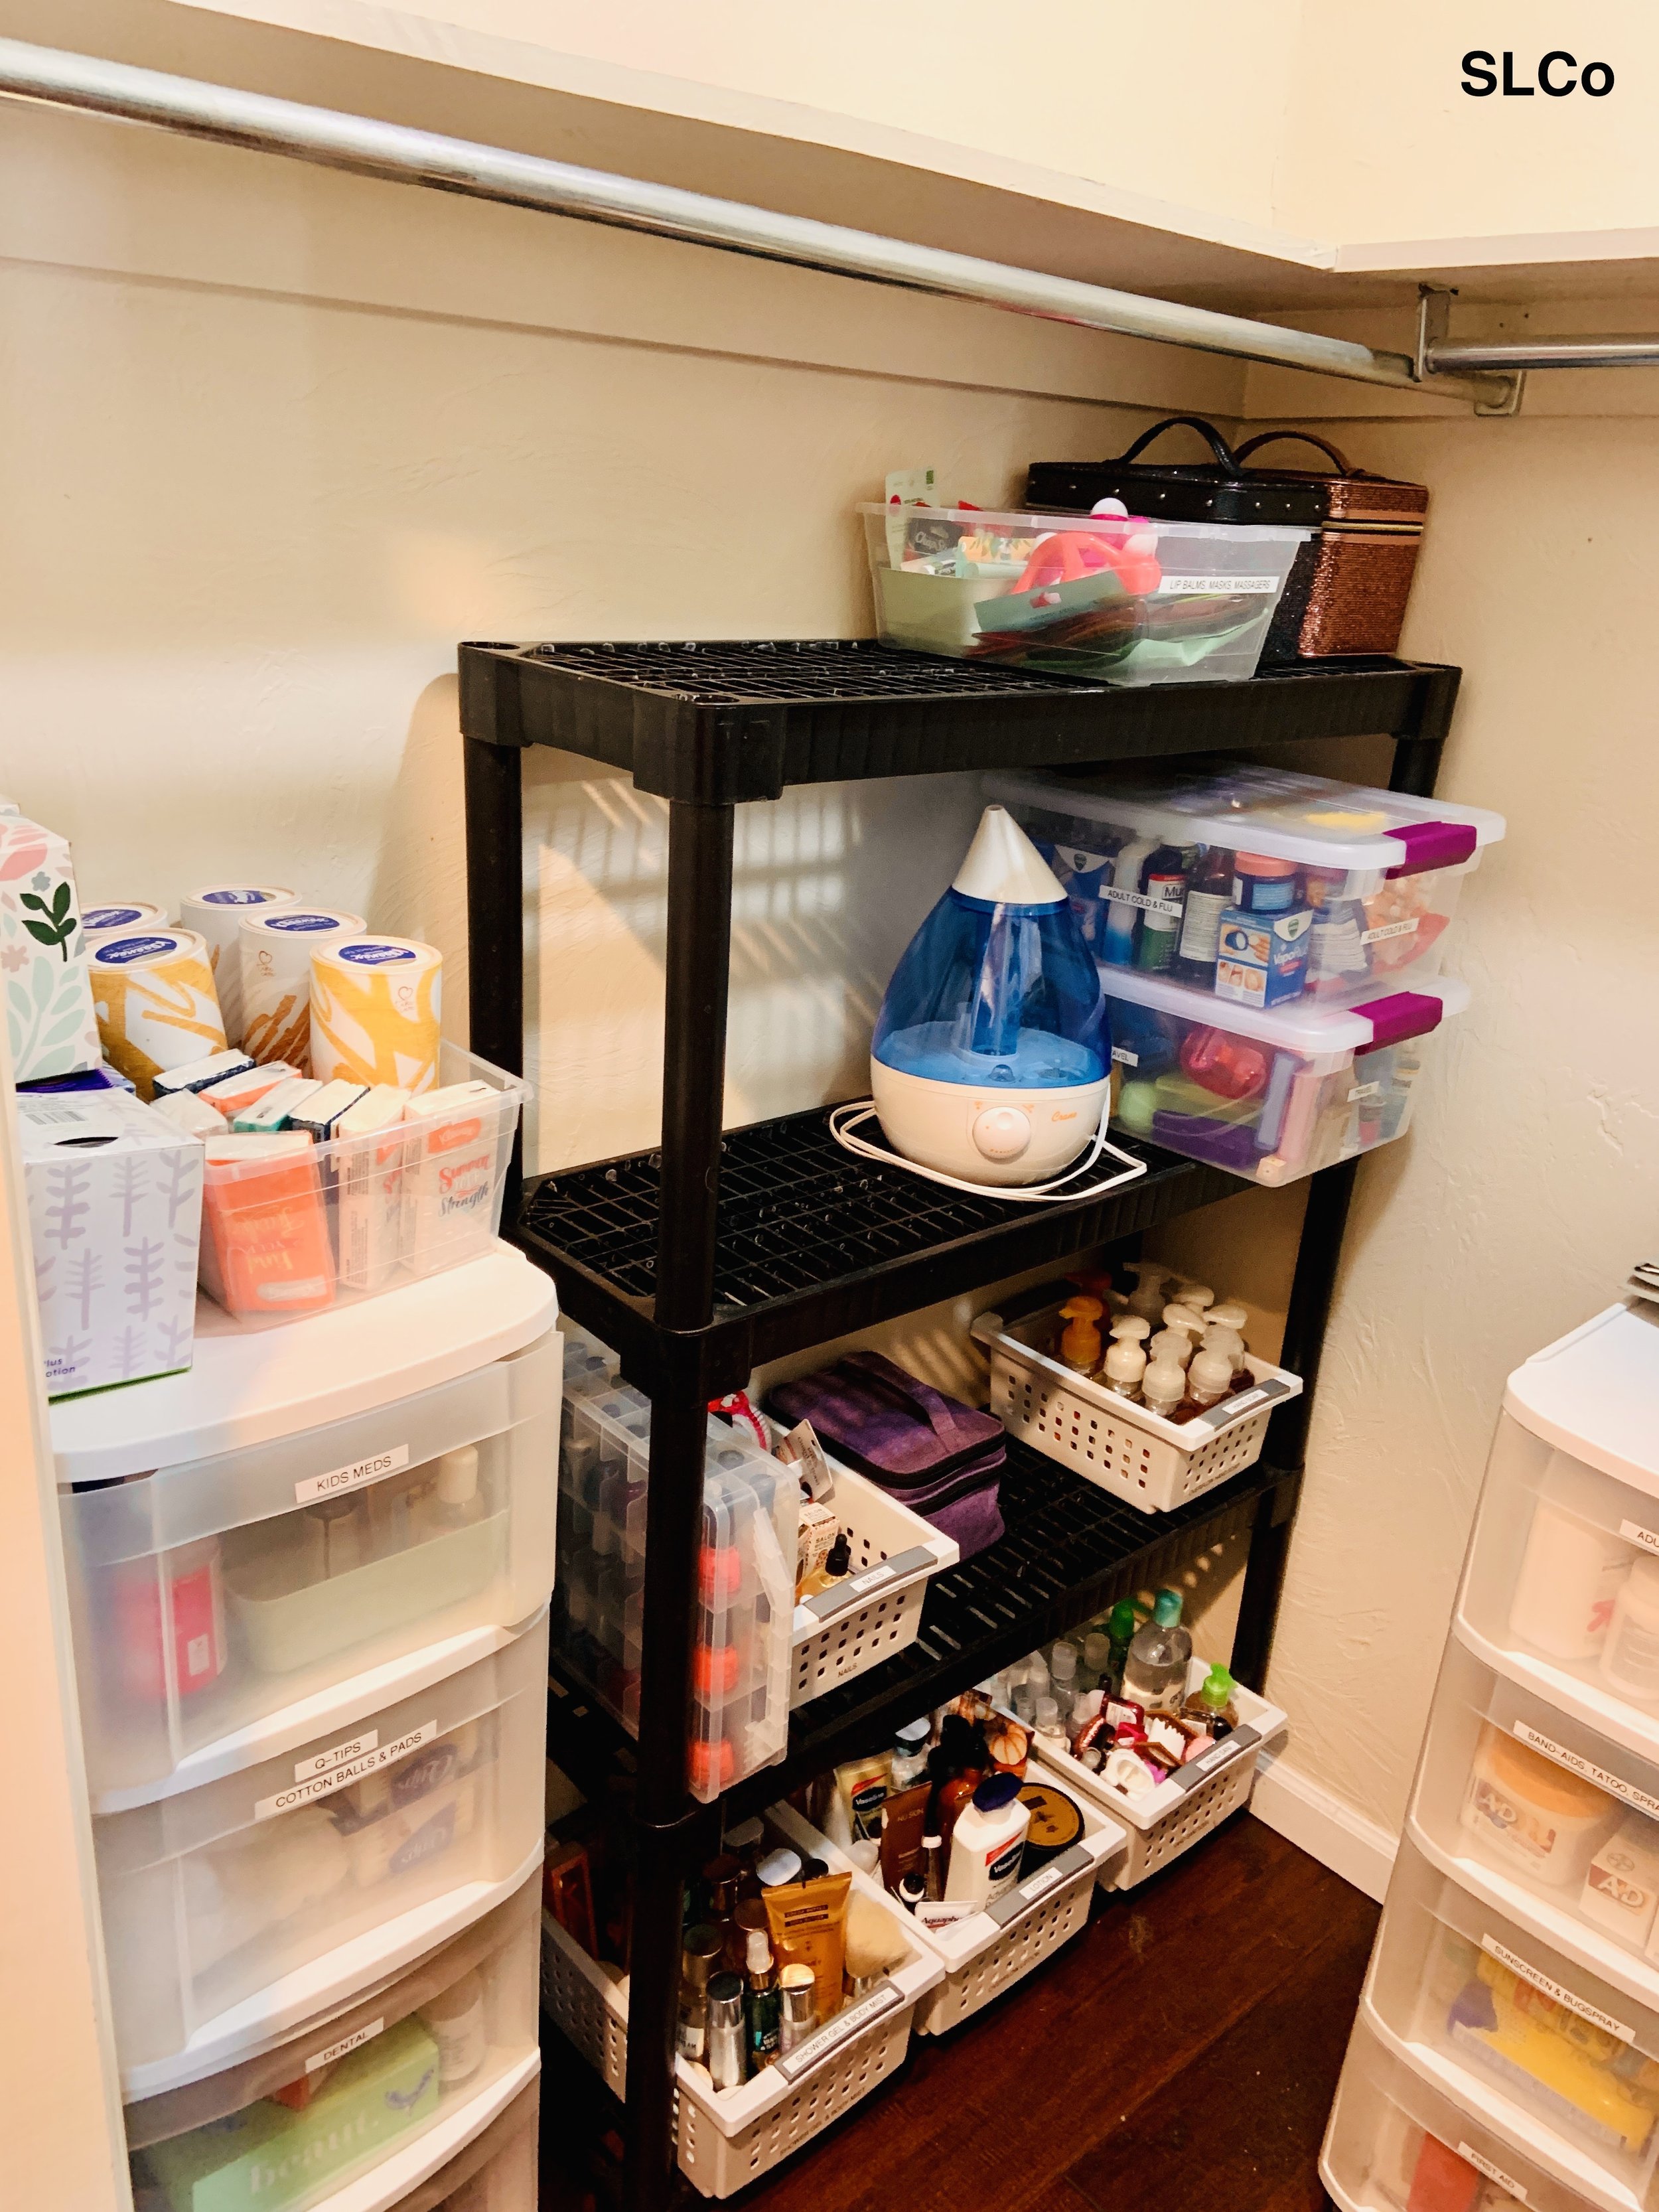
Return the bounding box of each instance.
[944,1773,1031,1906]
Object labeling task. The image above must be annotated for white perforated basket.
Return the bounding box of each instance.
[774,1794,1123,2035]
[787,1460,958,1709]
[1027,1660,1288,1889]
[972,1301,1302,1514]
[540,1812,942,2199]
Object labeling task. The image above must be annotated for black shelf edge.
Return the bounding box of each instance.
[516,1105,1244,1393]
[459,638,1461,803]
[546,1439,1292,1826]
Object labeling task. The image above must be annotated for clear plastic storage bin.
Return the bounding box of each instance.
[64,1329,559,1807]
[1368,1832,1659,2211]
[987,762,1503,1009]
[972,1295,1303,1513]
[386,2079,537,2212]
[538,1806,942,2199]
[125,1875,540,2212]
[1415,1633,1659,2001]
[1100,966,1467,1185]
[1324,2010,1597,2212]
[101,1610,547,2093]
[1460,1306,1659,1768]
[860,502,1308,684]
[554,1382,796,1802]
[199,1044,525,1327]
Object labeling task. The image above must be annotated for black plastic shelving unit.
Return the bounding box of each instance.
[459,636,1461,2212]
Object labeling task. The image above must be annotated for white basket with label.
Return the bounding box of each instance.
[538,1809,943,2199]
[972,1299,1303,1515]
[786,1456,958,1710]
[774,1790,1123,2035]
[1025,1658,1288,1888]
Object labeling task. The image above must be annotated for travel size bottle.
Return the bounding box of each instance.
[1104,1598,1139,1698]
[743,1924,781,2069]
[1122,1589,1192,1715]
[1173,845,1233,987]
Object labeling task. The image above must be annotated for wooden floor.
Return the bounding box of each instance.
[540,1814,1377,2212]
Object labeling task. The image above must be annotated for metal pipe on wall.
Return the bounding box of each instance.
[0,34,1518,409]
[1425,334,1659,372]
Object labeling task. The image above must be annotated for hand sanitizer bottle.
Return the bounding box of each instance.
[1122,1588,1192,1714]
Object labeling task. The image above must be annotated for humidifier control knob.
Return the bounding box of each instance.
[972,1104,1032,1163]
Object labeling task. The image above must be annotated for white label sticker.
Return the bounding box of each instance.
[1100,884,1184,918]
[1361,917,1420,945]
[1620,1518,1659,1558]
[1015,1862,1066,1906]
[847,1564,895,1596]
[255,1720,436,1820]
[1479,1934,1633,2041]
[295,1729,378,1783]
[295,1443,411,1504]
[1512,1721,1659,1821]
[1156,573,1278,595]
[1111,1045,1139,1067]
[1347,1081,1382,1102]
[1458,2144,1528,2202]
[306,2018,384,2073]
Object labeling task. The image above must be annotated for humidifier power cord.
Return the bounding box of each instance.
[828,1101,1149,1204]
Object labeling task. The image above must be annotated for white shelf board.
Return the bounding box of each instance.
[52,1245,555,1482]
[1503,1303,1659,1493]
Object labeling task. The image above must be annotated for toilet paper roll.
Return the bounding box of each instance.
[180,886,297,1047]
[84,901,170,949]
[311,937,442,1095]
[90,929,228,1099]
[240,907,366,1072]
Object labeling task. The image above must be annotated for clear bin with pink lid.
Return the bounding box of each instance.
[1098,966,1469,1185]
[987,761,1504,1009]
[860,502,1308,684]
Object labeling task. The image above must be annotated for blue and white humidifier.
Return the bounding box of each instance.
[867,805,1112,1188]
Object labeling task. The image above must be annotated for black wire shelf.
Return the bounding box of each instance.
[517,1105,1243,1392]
[459,638,1460,802]
[546,1436,1287,1823]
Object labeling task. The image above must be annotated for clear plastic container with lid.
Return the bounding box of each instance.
[100,1610,547,2091]
[987,762,1504,1008]
[1459,1303,1659,1760]
[1097,964,1469,1185]
[124,1874,540,2212]
[859,502,1309,684]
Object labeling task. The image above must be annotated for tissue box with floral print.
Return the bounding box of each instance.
[0,814,102,1082]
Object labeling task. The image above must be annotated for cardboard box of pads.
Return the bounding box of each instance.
[18,1090,203,1396]
[137,2015,441,2212]
[0,814,102,1082]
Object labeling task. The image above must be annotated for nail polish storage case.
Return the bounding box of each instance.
[1096,966,1469,1186]
[123,1874,540,2212]
[986,762,1503,1011]
[53,1248,559,1806]
[1458,1303,1659,1773]
[99,1609,547,2092]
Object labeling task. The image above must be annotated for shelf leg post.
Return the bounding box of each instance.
[463,733,526,1222]
[624,800,735,2212]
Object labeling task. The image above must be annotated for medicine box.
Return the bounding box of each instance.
[0,811,102,1081]
[860,503,1307,686]
[1322,2010,1589,2212]
[1097,966,1468,1187]
[1366,1832,1659,2207]
[18,1088,203,1396]
[124,1874,540,2212]
[60,1326,559,1807]
[555,1380,796,1803]
[989,763,1503,1011]
[99,1609,547,2091]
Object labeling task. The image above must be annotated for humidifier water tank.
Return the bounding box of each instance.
[870,806,1110,1187]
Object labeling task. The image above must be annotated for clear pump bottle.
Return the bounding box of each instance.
[1121,1588,1192,1714]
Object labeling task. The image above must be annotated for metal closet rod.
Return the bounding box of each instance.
[1426,333,1659,372]
[0,33,1516,408]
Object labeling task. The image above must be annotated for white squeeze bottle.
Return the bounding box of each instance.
[944,1774,1031,1906]
[1509,1449,1634,1661]
[1122,1588,1192,1714]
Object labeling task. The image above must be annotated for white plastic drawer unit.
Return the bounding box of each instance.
[60,1323,558,1808]
[1415,1634,1659,2003]
[388,2079,538,2212]
[1368,1833,1659,2212]
[1460,1304,1659,1765]
[1324,2011,1597,2212]
[101,1610,547,2095]
[124,1875,540,2212]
